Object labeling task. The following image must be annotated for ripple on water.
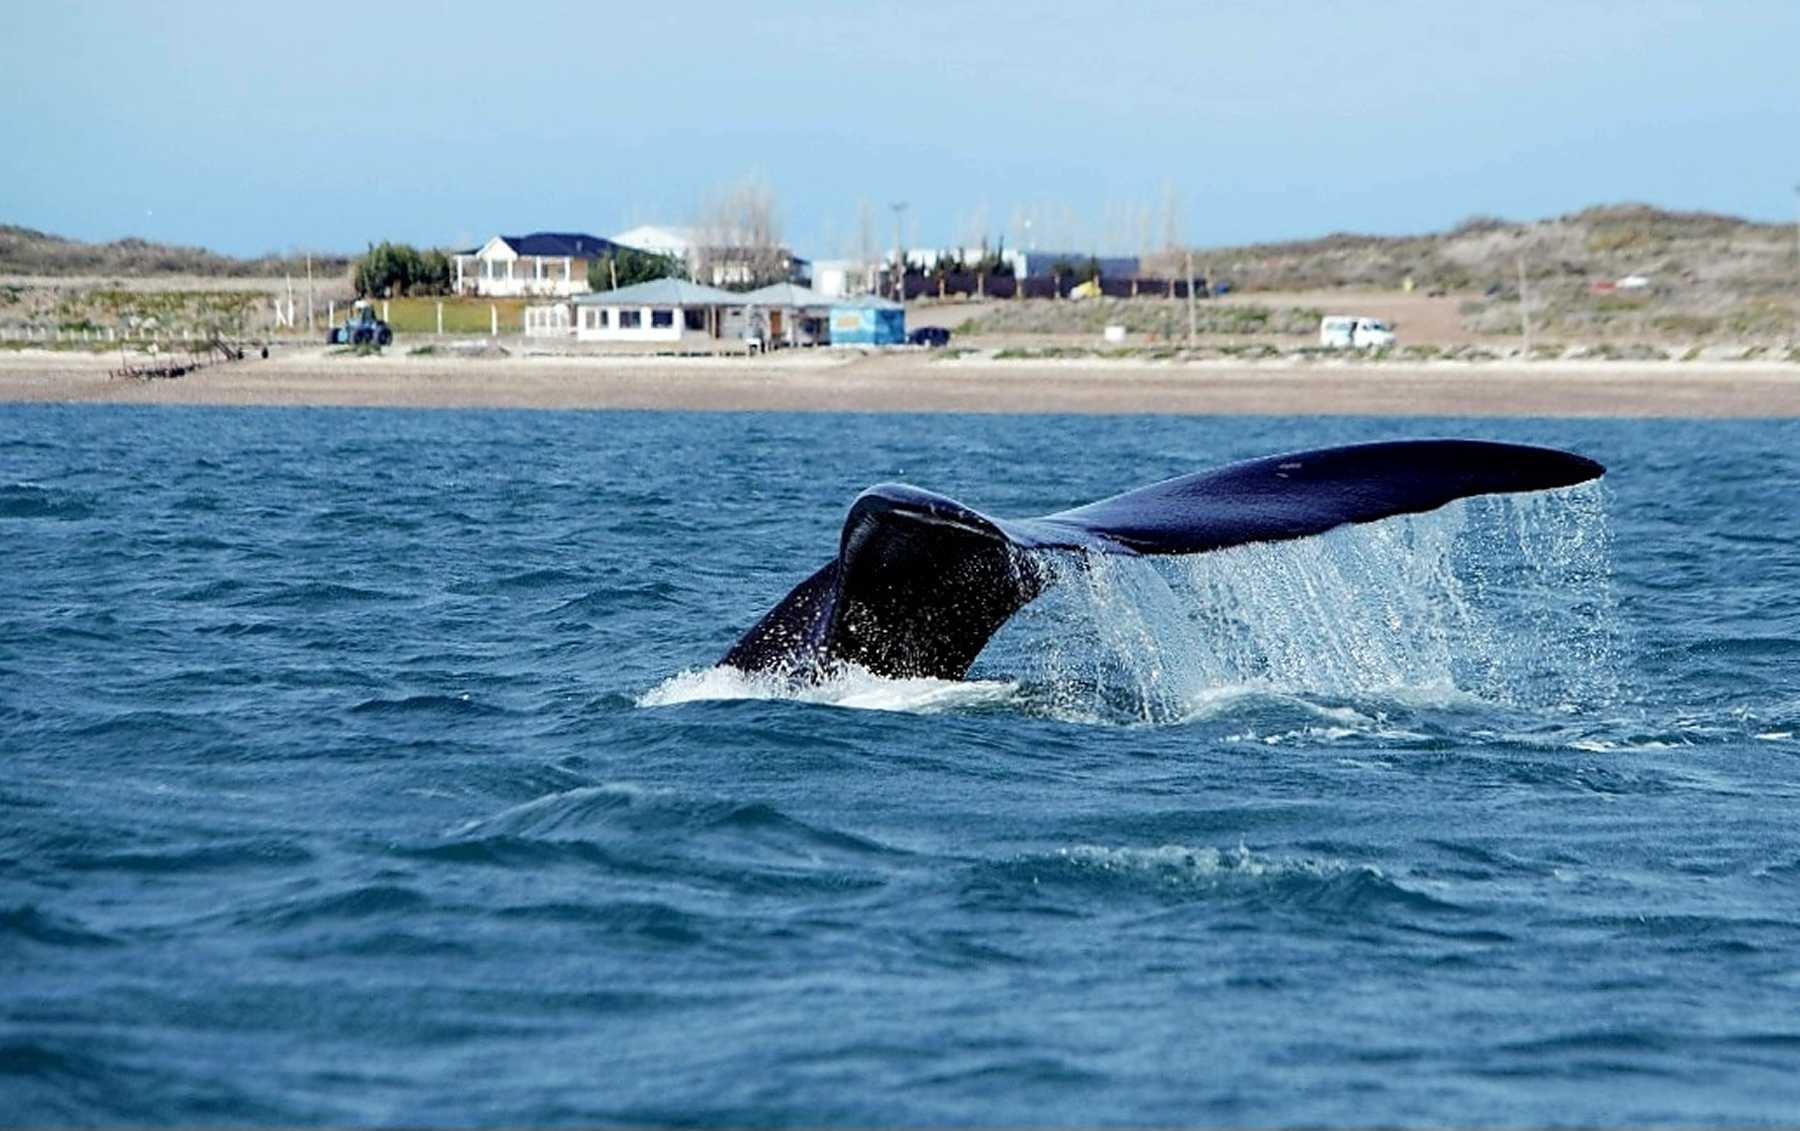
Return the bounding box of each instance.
[405,783,908,900]
[962,843,1469,926]
[0,484,95,520]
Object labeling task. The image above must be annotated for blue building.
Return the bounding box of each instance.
[827,294,906,346]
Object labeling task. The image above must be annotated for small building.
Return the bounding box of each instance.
[811,259,880,299]
[740,282,833,347]
[454,232,621,297]
[571,278,744,345]
[827,294,906,346]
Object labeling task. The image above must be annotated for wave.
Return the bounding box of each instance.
[638,664,1022,715]
[416,783,907,900]
[0,483,94,520]
[54,838,315,876]
[233,882,431,929]
[968,843,1467,921]
[348,692,518,717]
[0,904,119,948]
[451,782,898,858]
[230,581,396,608]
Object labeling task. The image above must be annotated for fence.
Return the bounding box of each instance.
[888,272,1209,301]
[0,324,227,344]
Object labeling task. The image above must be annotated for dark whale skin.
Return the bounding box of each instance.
[722,439,1605,681]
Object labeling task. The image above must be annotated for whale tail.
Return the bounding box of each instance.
[722,439,1605,681]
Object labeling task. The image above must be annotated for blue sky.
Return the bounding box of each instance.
[3,1,1796,257]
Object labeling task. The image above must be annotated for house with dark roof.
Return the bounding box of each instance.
[453,232,623,297]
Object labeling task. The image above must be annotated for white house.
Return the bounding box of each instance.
[611,225,699,261]
[453,232,622,298]
[571,278,744,345]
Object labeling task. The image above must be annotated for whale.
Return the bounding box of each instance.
[722,439,1605,681]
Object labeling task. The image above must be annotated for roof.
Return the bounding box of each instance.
[740,282,832,307]
[612,225,699,253]
[497,232,617,258]
[573,277,744,306]
[831,293,904,311]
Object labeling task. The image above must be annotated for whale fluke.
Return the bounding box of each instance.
[722,439,1604,681]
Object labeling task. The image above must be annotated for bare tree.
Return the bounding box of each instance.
[694,175,790,288]
[956,201,991,258]
[854,199,879,293]
[1139,181,1187,278]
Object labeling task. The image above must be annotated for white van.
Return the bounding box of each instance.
[1320,315,1396,349]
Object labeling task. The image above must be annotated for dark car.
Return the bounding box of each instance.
[908,326,951,348]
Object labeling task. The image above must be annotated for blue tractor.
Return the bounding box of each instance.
[327,300,393,346]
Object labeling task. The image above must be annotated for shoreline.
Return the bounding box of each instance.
[3,347,1799,417]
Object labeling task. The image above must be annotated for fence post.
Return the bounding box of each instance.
[490,305,498,336]
[383,300,390,323]
[436,302,443,336]
[328,301,336,329]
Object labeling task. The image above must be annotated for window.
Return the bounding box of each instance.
[619,309,641,329]
[685,308,707,331]
[651,308,674,328]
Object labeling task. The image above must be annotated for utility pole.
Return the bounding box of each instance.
[891,202,908,302]
[1792,183,1799,344]
[1185,248,1197,348]
[1518,254,1531,357]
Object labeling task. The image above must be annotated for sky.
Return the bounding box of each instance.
[3,0,1797,258]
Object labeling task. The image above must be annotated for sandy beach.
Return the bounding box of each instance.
[3,346,1798,417]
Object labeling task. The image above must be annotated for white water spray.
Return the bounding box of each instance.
[982,483,1617,723]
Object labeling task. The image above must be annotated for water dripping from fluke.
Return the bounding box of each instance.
[977,483,1620,727]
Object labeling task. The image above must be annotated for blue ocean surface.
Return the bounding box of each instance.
[3,403,1799,1126]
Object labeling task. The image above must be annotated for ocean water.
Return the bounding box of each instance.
[3,404,1799,1126]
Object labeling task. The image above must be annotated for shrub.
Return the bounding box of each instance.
[588,247,683,291]
[353,242,453,298]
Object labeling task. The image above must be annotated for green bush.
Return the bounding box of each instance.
[354,242,453,298]
[588,248,682,291]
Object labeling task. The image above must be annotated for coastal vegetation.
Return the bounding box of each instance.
[0,224,348,278]
[352,242,453,298]
[53,288,258,337]
[958,298,1322,338]
[586,247,682,291]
